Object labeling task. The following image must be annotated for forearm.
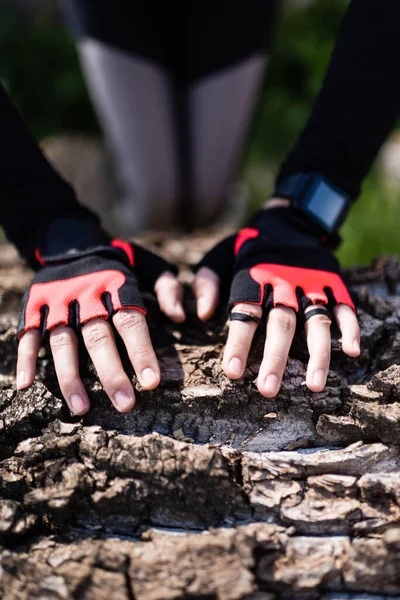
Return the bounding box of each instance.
[0,84,99,266]
[276,0,400,200]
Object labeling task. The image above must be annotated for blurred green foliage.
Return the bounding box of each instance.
[249,0,348,161]
[0,2,399,265]
[0,7,98,137]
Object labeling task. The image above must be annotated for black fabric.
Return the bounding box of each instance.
[60,0,169,68]
[61,0,278,83]
[277,0,400,200]
[0,85,99,268]
[38,216,110,260]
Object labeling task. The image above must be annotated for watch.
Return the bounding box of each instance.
[274,172,351,235]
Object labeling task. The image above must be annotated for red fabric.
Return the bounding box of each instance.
[34,247,45,266]
[248,263,355,311]
[234,228,259,255]
[20,270,145,335]
[111,239,135,266]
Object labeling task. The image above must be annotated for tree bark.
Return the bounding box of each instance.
[0,241,399,599]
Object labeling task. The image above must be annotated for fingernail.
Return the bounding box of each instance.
[313,369,326,389]
[114,390,133,411]
[228,357,242,377]
[16,371,27,389]
[70,394,88,414]
[264,374,279,395]
[197,296,210,316]
[353,339,360,354]
[140,367,158,388]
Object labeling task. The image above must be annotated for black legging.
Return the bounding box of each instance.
[59,0,279,232]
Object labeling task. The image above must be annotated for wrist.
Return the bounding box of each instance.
[263,197,291,210]
[38,217,109,257]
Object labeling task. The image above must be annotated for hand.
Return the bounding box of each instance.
[16,238,184,415]
[193,206,360,397]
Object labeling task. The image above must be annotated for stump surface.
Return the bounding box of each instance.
[0,240,399,600]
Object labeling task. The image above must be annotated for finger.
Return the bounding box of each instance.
[334,303,360,357]
[304,306,332,392]
[193,267,220,321]
[223,303,262,379]
[49,326,90,415]
[113,309,160,390]
[16,329,41,389]
[154,271,185,323]
[82,318,135,412]
[257,306,297,398]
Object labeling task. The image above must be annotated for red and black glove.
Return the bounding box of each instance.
[195,207,354,323]
[17,218,177,338]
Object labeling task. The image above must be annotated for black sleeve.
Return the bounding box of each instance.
[276,0,400,200]
[0,84,100,266]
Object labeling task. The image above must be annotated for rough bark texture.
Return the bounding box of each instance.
[0,239,400,599]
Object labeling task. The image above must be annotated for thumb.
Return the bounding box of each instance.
[194,234,236,284]
[193,267,221,321]
[132,243,178,291]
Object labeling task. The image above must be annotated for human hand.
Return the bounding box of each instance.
[193,206,360,397]
[16,238,184,415]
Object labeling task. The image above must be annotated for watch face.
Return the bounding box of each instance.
[306,180,349,232]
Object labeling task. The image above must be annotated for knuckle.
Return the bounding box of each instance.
[115,310,145,332]
[18,348,37,362]
[155,272,178,292]
[58,374,79,391]
[313,349,331,364]
[197,267,219,281]
[50,330,76,350]
[165,277,180,290]
[195,274,219,290]
[131,345,154,362]
[103,374,128,392]
[312,314,332,327]
[266,352,287,366]
[269,310,296,333]
[230,337,251,353]
[84,324,111,349]
[320,349,331,362]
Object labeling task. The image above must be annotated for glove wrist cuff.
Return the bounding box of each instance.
[249,206,341,250]
[35,217,110,268]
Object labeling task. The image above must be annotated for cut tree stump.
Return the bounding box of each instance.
[0,240,399,600]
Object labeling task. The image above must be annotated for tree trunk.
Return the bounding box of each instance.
[0,238,399,599]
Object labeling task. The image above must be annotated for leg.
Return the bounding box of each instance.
[185,0,279,227]
[60,0,181,234]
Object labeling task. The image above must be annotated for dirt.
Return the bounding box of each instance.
[0,241,399,599]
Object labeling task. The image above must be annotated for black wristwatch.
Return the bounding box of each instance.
[274,172,351,235]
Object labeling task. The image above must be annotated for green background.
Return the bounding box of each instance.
[1,1,399,265]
